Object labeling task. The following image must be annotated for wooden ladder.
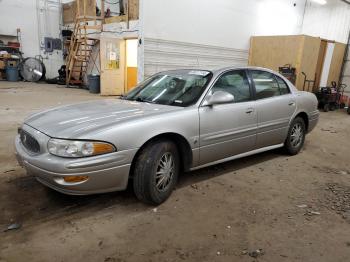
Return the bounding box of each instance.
[66,0,104,86]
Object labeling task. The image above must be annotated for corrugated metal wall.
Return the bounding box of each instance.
[143,38,248,77]
[302,0,350,44]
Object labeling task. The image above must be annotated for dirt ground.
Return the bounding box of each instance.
[0,81,350,262]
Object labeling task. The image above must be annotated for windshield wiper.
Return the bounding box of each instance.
[134,97,155,103]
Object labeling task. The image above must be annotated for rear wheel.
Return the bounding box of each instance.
[133,140,179,205]
[284,117,306,155]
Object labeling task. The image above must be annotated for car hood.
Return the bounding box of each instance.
[24,99,181,138]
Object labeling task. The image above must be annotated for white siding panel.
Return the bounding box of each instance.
[144,38,248,77]
[302,0,350,44]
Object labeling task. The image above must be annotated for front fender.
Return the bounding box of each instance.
[85,107,200,163]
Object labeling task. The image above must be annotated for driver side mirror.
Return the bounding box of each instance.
[203,91,234,106]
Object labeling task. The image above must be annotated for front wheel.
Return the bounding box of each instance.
[284,117,306,155]
[133,140,180,205]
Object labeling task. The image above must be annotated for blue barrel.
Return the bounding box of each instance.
[88,75,100,94]
[6,66,19,82]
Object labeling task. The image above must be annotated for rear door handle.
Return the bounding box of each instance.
[288,101,295,106]
[246,108,254,114]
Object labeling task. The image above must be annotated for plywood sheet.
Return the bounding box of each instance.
[297,35,321,91]
[104,15,127,24]
[249,35,321,91]
[63,2,76,24]
[249,35,303,71]
[63,0,96,24]
[128,0,139,21]
[327,42,346,86]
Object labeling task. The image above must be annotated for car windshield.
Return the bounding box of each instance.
[122,70,213,107]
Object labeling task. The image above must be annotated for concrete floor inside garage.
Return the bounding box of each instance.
[1,81,350,262]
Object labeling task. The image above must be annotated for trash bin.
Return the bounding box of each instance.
[6,66,19,82]
[88,74,100,94]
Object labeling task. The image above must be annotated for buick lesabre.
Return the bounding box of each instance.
[15,67,319,204]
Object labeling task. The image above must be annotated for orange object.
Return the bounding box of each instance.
[93,143,115,155]
[63,176,89,183]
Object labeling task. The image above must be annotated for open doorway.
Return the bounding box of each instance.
[314,39,328,91]
[125,39,138,92]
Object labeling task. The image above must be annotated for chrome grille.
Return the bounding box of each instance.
[20,129,40,153]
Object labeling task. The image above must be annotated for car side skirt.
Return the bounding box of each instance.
[190,143,284,171]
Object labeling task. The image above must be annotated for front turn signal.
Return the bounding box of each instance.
[63,175,89,183]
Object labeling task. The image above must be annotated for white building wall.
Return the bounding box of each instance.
[141,0,307,77]
[0,0,40,58]
[37,0,64,79]
[0,0,64,78]
[302,0,350,44]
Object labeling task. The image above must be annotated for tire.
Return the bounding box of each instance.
[284,117,306,155]
[330,104,336,111]
[133,140,180,205]
[347,107,350,115]
[323,104,329,112]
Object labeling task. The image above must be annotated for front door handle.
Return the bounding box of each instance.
[246,108,254,114]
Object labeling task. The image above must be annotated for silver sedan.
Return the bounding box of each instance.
[15,67,319,204]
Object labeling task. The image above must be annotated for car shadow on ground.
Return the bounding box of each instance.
[1,149,284,228]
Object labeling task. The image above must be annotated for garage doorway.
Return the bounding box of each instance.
[126,39,138,92]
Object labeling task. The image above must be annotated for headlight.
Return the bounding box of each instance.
[47,139,116,158]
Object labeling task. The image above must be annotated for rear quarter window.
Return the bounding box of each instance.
[275,76,290,95]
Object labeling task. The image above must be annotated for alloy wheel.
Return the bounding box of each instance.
[155,152,175,191]
[290,123,303,147]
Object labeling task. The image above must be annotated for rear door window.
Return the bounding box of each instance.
[251,70,290,99]
[275,75,290,95]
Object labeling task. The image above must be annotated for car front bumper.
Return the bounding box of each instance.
[15,125,138,195]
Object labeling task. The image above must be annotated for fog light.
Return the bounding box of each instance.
[63,175,89,183]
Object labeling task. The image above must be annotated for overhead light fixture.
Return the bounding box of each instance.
[311,0,327,5]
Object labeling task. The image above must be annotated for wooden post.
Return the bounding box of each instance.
[83,0,86,18]
[126,0,129,29]
[101,0,105,22]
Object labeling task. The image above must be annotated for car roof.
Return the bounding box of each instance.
[211,66,278,74]
[159,66,281,75]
